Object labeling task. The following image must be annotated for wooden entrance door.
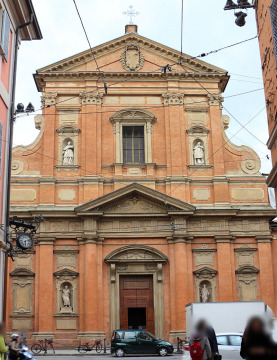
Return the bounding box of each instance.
[120,275,154,334]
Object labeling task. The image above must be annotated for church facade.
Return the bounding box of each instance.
[5,25,277,345]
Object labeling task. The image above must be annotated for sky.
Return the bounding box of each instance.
[13,0,271,174]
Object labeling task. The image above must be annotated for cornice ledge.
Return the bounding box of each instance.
[266,161,277,188]
[255,235,273,243]
[214,235,235,243]
[192,248,217,253]
[53,249,79,254]
[36,237,56,245]
[267,123,277,150]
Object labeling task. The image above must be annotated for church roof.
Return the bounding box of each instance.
[34,30,229,92]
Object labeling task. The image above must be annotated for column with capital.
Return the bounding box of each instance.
[84,238,98,333]
[208,95,229,203]
[215,236,234,301]
[256,236,275,310]
[37,237,55,336]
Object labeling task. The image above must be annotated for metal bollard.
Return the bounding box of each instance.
[104,338,106,354]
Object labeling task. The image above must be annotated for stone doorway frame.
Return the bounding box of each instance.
[105,245,168,339]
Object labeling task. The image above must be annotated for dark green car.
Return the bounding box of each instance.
[111,329,174,357]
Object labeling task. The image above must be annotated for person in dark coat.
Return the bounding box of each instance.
[240,316,276,360]
[206,325,219,357]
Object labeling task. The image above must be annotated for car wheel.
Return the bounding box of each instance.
[159,347,168,356]
[115,348,125,357]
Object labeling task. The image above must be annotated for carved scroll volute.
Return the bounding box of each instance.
[111,263,116,283]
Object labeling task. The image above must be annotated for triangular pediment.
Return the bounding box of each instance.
[193,267,217,275]
[54,268,79,277]
[75,183,195,215]
[34,32,228,91]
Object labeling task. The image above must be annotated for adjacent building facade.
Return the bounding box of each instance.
[5,25,277,345]
[255,1,277,202]
[0,0,41,321]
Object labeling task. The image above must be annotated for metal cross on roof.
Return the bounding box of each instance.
[123,5,139,25]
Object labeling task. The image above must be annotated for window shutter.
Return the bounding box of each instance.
[0,9,11,62]
[270,0,277,67]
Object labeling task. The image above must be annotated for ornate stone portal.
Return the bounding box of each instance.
[105,245,167,339]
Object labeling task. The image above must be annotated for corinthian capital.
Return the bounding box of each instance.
[208,94,224,108]
[162,92,184,106]
[80,91,103,105]
[41,92,57,107]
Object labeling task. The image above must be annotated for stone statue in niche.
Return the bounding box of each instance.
[62,285,71,307]
[62,141,74,165]
[200,284,210,303]
[193,142,205,165]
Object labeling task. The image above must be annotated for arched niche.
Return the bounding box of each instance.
[186,126,209,166]
[110,108,156,164]
[56,125,80,169]
[199,280,213,303]
[193,267,217,303]
[54,268,78,314]
[104,245,167,340]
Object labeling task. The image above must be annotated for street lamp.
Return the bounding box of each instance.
[224,0,255,27]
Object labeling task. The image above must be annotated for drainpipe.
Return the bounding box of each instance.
[5,14,34,251]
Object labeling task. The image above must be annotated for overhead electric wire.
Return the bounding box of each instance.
[180,0,184,64]
[26,34,261,116]
[168,105,267,198]
[72,0,108,94]
[179,63,266,146]
[15,87,265,120]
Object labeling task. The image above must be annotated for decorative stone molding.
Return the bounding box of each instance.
[41,92,57,107]
[120,44,144,71]
[11,159,24,175]
[80,91,103,105]
[56,125,80,167]
[241,159,261,175]
[162,92,184,106]
[192,244,216,267]
[221,115,230,130]
[232,188,264,201]
[54,268,79,314]
[221,115,261,175]
[235,245,257,267]
[193,189,211,201]
[54,249,79,268]
[105,245,167,339]
[193,267,217,302]
[208,94,224,108]
[236,266,259,301]
[110,108,156,164]
[14,254,33,270]
[12,114,44,161]
[10,268,35,315]
[186,110,208,126]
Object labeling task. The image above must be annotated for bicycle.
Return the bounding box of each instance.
[31,338,55,354]
[77,338,103,353]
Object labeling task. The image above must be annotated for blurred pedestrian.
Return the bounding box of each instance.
[9,334,24,360]
[240,316,276,360]
[0,323,7,360]
[189,319,212,360]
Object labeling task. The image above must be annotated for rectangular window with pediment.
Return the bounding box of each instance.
[123,126,145,164]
